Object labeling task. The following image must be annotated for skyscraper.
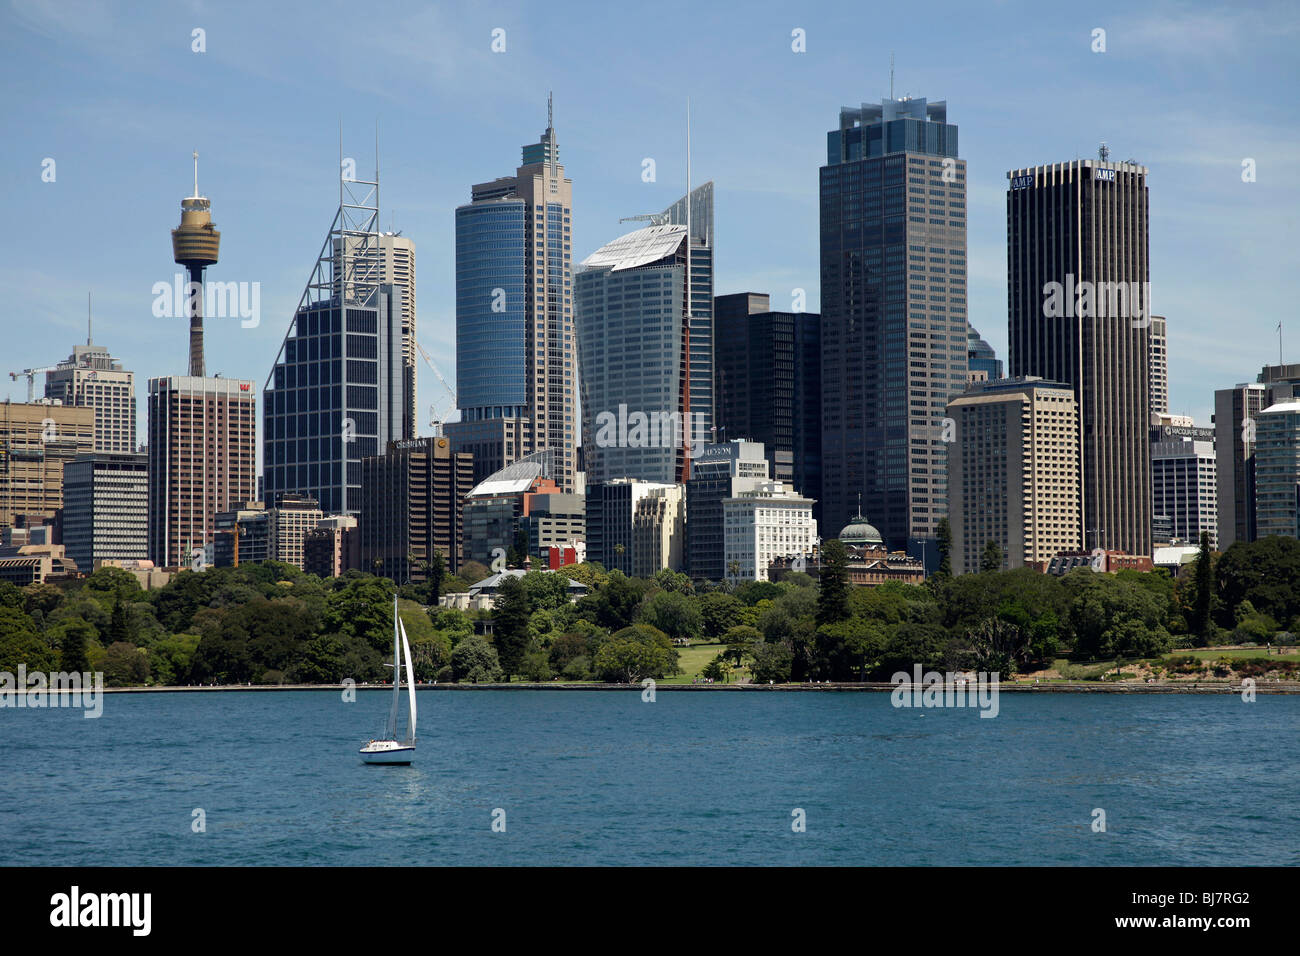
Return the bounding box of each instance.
[1006,156,1152,556]
[1254,400,1300,539]
[1214,382,1266,547]
[0,400,94,529]
[445,104,576,490]
[1150,421,1216,548]
[149,163,256,567]
[263,164,405,516]
[714,292,822,508]
[819,97,968,563]
[685,440,770,581]
[575,184,714,486]
[946,377,1081,574]
[44,316,136,454]
[966,326,1002,383]
[62,452,148,572]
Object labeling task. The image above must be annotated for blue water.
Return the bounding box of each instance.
[1,690,1295,866]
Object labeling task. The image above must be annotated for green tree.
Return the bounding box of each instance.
[55,620,95,674]
[107,597,130,644]
[722,625,763,665]
[638,590,702,642]
[592,625,677,683]
[491,576,533,679]
[816,539,851,627]
[750,641,794,683]
[1191,530,1214,640]
[427,550,447,603]
[980,540,1004,574]
[450,635,504,683]
[1215,536,1300,629]
[101,642,150,687]
[935,517,953,577]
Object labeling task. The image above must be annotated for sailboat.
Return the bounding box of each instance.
[360,597,417,765]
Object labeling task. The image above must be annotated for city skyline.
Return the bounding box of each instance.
[4,1,1297,442]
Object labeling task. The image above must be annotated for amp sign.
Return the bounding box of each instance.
[1094,168,1116,182]
[1010,174,1033,190]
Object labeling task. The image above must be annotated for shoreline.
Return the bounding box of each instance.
[64,680,1300,695]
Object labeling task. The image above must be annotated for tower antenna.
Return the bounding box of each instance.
[87,291,92,345]
[192,150,199,197]
[890,52,894,99]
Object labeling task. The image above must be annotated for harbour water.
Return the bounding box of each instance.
[1,690,1295,866]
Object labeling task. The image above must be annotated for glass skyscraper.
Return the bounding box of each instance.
[819,97,968,563]
[445,108,576,490]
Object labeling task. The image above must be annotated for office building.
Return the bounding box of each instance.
[632,483,686,577]
[264,171,405,516]
[0,400,93,529]
[148,375,256,568]
[359,436,475,582]
[722,480,817,582]
[518,491,585,560]
[445,104,576,490]
[585,478,682,575]
[1150,421,1216,548]
[576,184,715,486]
[303,514,359,578]
[462,449,563,566]
[61,452,148,572]
[213,501,269,568]
[685,440,770,581]
[714,292,822,509]
[1254,400,1300,539]
[1214,383,1266,548]
[946,377,1081,574]
[1007,154,1152,556]
[44,330,136,454]
[820,97,968,563]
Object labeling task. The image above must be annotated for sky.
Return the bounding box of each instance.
[1,0,1297,441]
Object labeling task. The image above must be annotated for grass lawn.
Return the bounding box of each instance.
[1162,647,1300,661]
[658,641,752,684]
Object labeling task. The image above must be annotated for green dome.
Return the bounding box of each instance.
[838,512,884,546]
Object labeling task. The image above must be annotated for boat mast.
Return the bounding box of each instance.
[387,596,401,739]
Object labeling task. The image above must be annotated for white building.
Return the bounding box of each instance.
[1150,422,1217,549]
[1255,401,1300,539]
[722,480,817,582]
[45,338,136,454]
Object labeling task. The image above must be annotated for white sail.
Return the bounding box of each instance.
[399,614,416,744]
[387,596,401,739]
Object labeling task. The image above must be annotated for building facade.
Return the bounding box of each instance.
[359,436,475,581]
[820,97,968,563]
[1254,401,1300,539]
[714,292,822,510]
[0,400,94,529]
[576,184,714,487]
[147,376,256,567]
[685,440,770,581]
[303,514,358,578]
[1150,422,1216,548]
[946,377,1081,574]
[61,452,148,572]
[722,480,817,582]
[585,478,682,575]
[1149,315,1168,416]
[44,337,136,454]
[1006,156,1153,558]
[445,110,576,491]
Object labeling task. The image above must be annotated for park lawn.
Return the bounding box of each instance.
[658,641,753,684]
[1162,648,1300,661]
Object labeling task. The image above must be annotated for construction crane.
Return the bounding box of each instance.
[8,365,61,403]
[618,213,670,226]
[415,341,457,435]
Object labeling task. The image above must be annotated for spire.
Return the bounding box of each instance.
[87,291,93,345]
[192,150,199,198]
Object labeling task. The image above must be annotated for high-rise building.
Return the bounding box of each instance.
[722,480,817,583]
[44,328,136,454]
[714,292,821,508]
[1149,315,1168,416]
[334,232,417,439]
[0,400,94,529]
[966,326,1002,383]
[946,377,1081,574]
[445,104,576,490]
[62,452,148,572]
[685,440,769,581]
[1254,400,1300,539]
[1150,421,1216,548]
[148,376,256,567]
[358,436,475,581]
[1006,156,1152,556]
[213,501,269,567]
[632,483,686,577]
[264,169,405,516]
[462,449,562,566]
[819,98,968,564]
[575,184,715,486]
[171,153,220,379]
[303,514,359,578]
[1214,383,1266,548]
[518,491,585,560]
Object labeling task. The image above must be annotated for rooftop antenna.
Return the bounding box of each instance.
[192,150,199,197]
[1099,142,1110,162]
[890,52,894,100]
[87,291,93,345]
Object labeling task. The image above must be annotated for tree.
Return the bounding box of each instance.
[592,625,677,683]
[1191,530,1214,640]
[491,576,532,679]
[816,539,851,627]
[750,641,794,683]
[722,625,763,665]
[935,517,953,577]
[1215,536,1300,629]
[700,592,746,640]
[107,597,131,645]
[56,620,94,674]
[450,635,504,683]
[427,550,446,603]
[101,642,150,687]
[980,540,1004,574]
[638,590,702,643]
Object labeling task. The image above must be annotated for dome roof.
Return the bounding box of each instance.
[838,512,884,546]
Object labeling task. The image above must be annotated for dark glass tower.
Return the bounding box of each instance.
[1006,157,1152,556]
[819,97,967,562]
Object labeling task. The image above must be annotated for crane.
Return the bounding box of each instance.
[9,366,61,403]
[618,213,670,226]
[414,341,457,435]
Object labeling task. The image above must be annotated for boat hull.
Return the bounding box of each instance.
[360,743,415,765]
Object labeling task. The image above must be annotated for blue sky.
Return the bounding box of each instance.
[2,0,1297,436]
